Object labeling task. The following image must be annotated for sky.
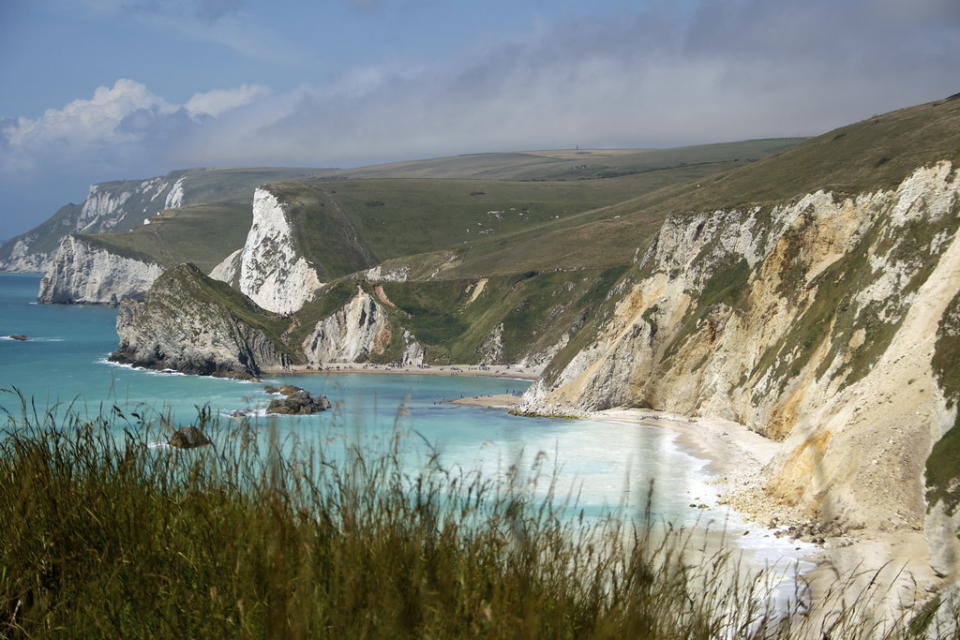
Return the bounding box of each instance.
[1,0,958,241]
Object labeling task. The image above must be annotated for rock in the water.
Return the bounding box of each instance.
[168,426,212,449]
[8,335,27,341]
[266,386,331,415]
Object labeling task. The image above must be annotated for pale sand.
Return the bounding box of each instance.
[452,394,523,409]
[590,407,941,633]
[262,362,542,380]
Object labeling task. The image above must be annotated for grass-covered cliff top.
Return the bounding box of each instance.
[158,263,289,329]
[265,166,760,281]
[331,138,804,181]
[74,202,252,273]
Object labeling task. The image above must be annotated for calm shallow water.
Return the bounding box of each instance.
[0,273,814,574]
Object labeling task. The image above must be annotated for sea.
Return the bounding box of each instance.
[0,272,814,586]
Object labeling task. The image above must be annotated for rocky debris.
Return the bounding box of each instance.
[168,426,212,449]
[770,516,854,546]
[266,384,331,415]
[8,335,27,341]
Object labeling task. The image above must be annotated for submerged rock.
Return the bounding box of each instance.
[168,426,212,449]
[266,385,331,415]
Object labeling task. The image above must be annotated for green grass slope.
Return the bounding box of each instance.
[415,94,960,280]
[76,202,252,273]
[270,143,801,282]
[334,138,804,180]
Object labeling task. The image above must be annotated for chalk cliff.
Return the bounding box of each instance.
[299,286,424,365]
[112,264,293,379]
[37,236,165,305]
[522,161,960,535]
[0,175,190,273]
[238,188,324,315]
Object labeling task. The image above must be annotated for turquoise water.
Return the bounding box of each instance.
[0,273,781,538]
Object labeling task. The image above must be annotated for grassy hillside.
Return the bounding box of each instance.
[400,95,960,280]
[334,138,804,181]
[270,146,803,282]
[76,202,252,273]
[173,166,331,209]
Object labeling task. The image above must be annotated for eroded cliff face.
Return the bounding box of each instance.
[300,286,424,365]
[112,264,291,379]
[209,248,242,288]
[37,236,165,305]
[0,175,188,273]
[238,188,323,314]
[523,161,960,530]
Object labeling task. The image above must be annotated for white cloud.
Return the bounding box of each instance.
[1,79,176,173]
[185,84,272,117]
[3,0,959,183]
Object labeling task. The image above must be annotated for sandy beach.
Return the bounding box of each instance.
[597,408,944,632]
[263,362,542,380]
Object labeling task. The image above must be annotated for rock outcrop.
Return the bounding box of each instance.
[209,248,243,287]
[266,385,331,415]
[300,286,421,364]
[111,263,294,379]
[38,236,165,304]
[168,426,212,449]
[238,188,323,314]
[523,161,960,533]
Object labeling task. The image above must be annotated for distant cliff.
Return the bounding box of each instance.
[0,174,191,273]
[37,236,165,305]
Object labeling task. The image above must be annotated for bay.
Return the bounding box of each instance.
[0,273,813,575]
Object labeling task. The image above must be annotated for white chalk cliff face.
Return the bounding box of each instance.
[238,188,323,314]
[209,248,242,287]
[301,287,423,365]
[1,175,189,273]
[523,162,960,533]
[38,236,165,305]
[1,238,48,272]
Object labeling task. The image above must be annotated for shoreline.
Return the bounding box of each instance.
[262,362,542,380]
[453,395,942,631]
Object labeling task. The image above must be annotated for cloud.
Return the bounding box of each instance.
[85,0,244,23]
[4,0,959,184]
[0,78,255,176]
[171,0,959,167]
[185,85,272,117]
[1,79,174,172]
[80,0,304,63]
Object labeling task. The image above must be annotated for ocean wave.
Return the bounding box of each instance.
[95,358,261,384]
[221,409,269,419]
[96,358,188,376]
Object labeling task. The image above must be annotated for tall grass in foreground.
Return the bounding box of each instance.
[0,395,956,639]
